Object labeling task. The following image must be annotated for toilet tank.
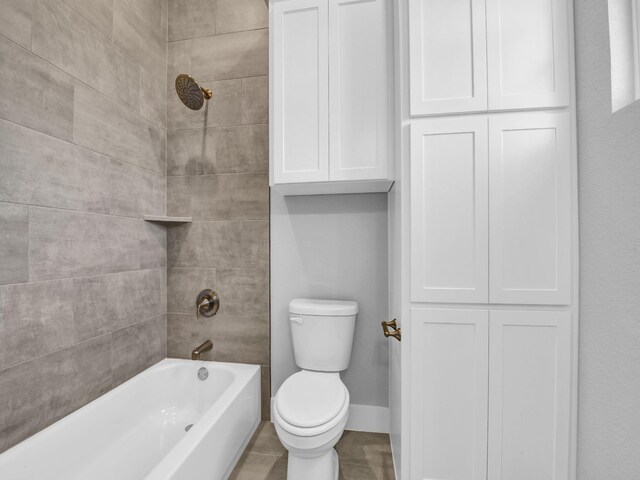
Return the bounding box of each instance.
[289,299,358,372]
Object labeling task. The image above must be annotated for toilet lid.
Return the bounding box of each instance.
[275,371,348,428]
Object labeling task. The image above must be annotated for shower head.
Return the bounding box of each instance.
[175,74,213,111]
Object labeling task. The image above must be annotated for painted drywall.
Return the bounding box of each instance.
[575,1,640,478]
[270,192,390,412]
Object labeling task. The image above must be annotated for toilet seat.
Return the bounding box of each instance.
[275,371,349,437]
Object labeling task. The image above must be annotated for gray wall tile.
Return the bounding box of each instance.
[111,315,166,386]
[128,0,163,34]
[29,207,141,281]
[168,125,267,175]
[167,129,211,175]
[61,0,114,39]
[0,279,75,370]
[0,118,110,213]
[215,268,269,316]
[72,269,165,340]
[167,40,191,86]
[113,0,166,82]
[215,0,267,35]
[213,124,268,172]
[111,160,166,218]
[191,173,269,220]
[167,267,216,313]
[242,76,268,124]
[167,176,192,217]
[0,0,32,49]
[139,221,167,269]
[167,78,242,130]
[168,221,268,268]
[191,314,268,364]
[167,313,191,358]
[261,365,270,420]
[33,0,139,112]
[168,0,216,41]
[0,35,74,142]
[141,67,168,129]
[191,29,268,81]
[74,82,166,174]
[0,334,112,453]
[0,203,28,286]
[0,0,169,455]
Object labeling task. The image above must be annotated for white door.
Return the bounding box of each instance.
[408,0,488,115]
[488,310,572,480]
[410,308,489,480]
[329,0,389,181]
[272,0,329,184]
[489,112,571,305]
[411,117,489,303]
[486,0,570,110]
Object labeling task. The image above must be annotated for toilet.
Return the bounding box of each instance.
[273,299,358,480]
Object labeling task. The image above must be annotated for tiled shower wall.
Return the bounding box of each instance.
[0,0,168,452]
[164,0,270,418]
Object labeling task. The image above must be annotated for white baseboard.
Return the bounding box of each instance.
[270,398,389,434]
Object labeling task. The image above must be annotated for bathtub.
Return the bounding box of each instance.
[0,359,261,480]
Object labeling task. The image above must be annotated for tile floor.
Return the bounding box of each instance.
[229,422,396,479]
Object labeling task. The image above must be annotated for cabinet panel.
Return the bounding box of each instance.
[488,310,571,480]
[272,0,329,184]
[329,0,389,181]
[486,0,570,109]
[410,308,489,480]
[489,112,571,305]
[409,0,487,115]
[411,117,489,303]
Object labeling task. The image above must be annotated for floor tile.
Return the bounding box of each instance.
[229,423,396,479]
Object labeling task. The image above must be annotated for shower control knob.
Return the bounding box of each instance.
[196,290,220,319]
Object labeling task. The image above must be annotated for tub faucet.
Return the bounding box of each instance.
[192,340,213,360]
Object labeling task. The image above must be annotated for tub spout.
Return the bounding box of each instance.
[192,340,213,360]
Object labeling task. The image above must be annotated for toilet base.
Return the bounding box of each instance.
[287,447,338,480]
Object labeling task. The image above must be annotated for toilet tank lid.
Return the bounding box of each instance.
[289,299,358,316]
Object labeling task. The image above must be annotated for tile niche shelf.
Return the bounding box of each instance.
[143,215,192,224]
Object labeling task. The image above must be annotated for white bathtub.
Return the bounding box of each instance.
[0,359,261,480]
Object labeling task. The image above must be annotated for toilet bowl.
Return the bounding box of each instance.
[273,299,358,480]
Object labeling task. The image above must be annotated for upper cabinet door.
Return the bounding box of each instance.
[489,112,571,305]
[410,308,489,480]
[272,0,329,184]
[329,0,389,181]
[411,117,489,303]
[486,0,570,110]
[409,0,488,115]
[488,310,572,480]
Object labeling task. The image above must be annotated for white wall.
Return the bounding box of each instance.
[575,2,640,478]
[270,191,389,411]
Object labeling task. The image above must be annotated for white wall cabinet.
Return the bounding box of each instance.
[489,113,572,305]
[272,0,329,185]
[486,0,570,110]
[410,112,571,305]
[408,0,570,116]
[408,0,488,115]
[410,308,571,480]
[410,308,489,480]
[488,310,572,480]
[270,0,393,195]
[410,117,489,303]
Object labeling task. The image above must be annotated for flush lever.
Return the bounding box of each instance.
[381,319,401,341]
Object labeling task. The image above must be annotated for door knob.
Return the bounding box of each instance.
[381,319,401,341]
